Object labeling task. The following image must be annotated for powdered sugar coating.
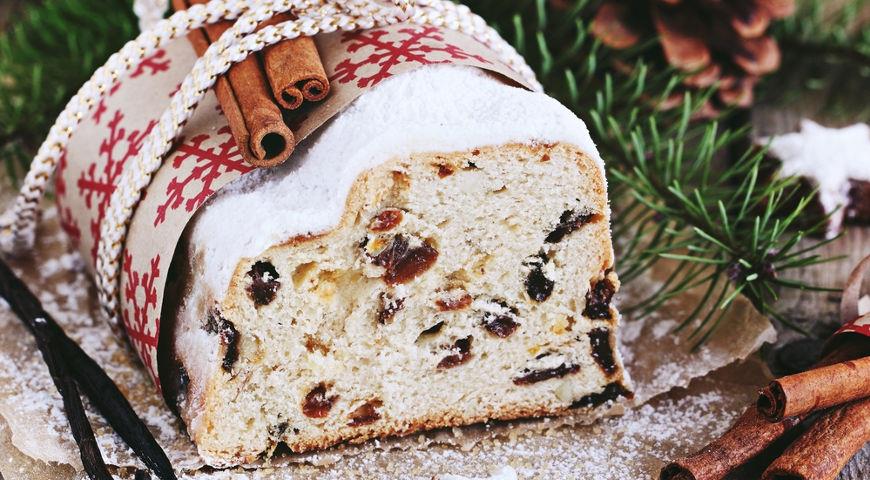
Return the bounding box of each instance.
[189,65,602,297]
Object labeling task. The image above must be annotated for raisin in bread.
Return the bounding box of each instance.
[160,65,632,465]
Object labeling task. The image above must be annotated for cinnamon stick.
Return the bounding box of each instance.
[259,13,330,110]
[659,408,801,480]
[758,355,870,422]
[762,398,870,480]
[175,0,295,168]
[660,339,870,480]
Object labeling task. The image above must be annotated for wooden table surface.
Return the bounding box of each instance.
[751,105,870,479]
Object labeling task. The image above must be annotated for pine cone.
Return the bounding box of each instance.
[589,0,795,109]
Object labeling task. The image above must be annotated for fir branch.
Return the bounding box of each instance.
[466,0,835,340]
[0,0,137,182]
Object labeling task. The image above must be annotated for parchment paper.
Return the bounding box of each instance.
[0,208,775,479]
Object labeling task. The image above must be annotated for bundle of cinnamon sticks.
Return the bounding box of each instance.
[661,255,870,480]
[173,0,330,168]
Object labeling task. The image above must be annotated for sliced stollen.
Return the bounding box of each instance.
[159,65,632,465]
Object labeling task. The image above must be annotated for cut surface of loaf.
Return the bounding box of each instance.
[160,66,631,465]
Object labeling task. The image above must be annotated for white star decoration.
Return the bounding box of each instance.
[133,0,169,31]
[762,119,870,237]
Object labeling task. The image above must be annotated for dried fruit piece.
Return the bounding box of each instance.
[570,382,633,409]
[377,292,405,324]
[372,235,439,285]
[437,336,473,369]
[435,290,472,311]
[348,399,383,426]
[482,301,520,338]
[202,310,221,334]
[545,209,601,243]
[269,422,290,440]
[369,209,404,232]
[584,276,616,320]
[551,316,575,335]
[417,321,445,340]
[525,252,555,302]
[484,315,520,338]
[513,363,581,385]
[246,260,281,306]
[219,319,240,372]
[203,310,240,372]
[302,383,338,418]
[435,163,455,178]
[589,328,618,375]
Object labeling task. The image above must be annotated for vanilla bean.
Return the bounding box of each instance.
[0,259,176,480]
[30,317,111,480]
[57,325,176,479]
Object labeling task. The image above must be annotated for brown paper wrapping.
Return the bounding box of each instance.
[56,24,531,387]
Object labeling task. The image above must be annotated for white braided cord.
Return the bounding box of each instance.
[1,0,541,325]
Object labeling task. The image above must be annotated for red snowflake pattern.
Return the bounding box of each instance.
[78,110,156,261]
[55,151,82,244]
[92,82,121,125]
[122,251,161,382]
[331,26,490,88]
[154,125,252,226]
[92,49,169,125]
[131,49,171,78]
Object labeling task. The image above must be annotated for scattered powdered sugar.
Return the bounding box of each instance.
[435,465,518,480]
[617,314,643,346]
[190,65,603,298]
[651,319,677,339]
[40,253,84,278]
[762,119,870,237]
